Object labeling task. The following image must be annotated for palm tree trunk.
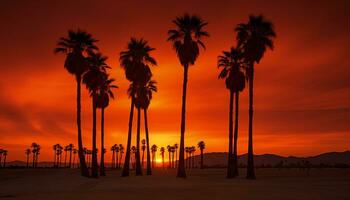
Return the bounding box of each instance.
[227,90,234,178]
[53,151,56,168]
[32,154,35,168]
[76,77,89,177]
[69,150,72,168]
[26,155,29,168]
[135,108,143,175]
[168,152,171,168]
[177,64,189,178]
[100,108,106,176]
[112,151,115,169]
[144,109,152,175]
[115,152,118,168]
[233,92,240,177]
[64,151,67,167]
[247,66,256,179]
[200,149,204,169]
[122,97,135,177]
[91,96,99,178]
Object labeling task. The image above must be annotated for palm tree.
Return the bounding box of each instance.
[119,144,124,168]
[191,146,196,168]
[83,52,110,178]
[57,145,63,167]
[31,143,40,168]
[115,145,120,169]
[131,146,136,169]
[53,144,60,167]
[97,76,117,176]
[25,149,31,168]
[2,150,7,168]
[66,144,74,168]
[138,80,157,175]
[167,145,171,168]
[141,139,146,168]
[197,141,205,169]
[64,145,68,167]
[218,47,246,178]
[72,149,78,168]
[151,145,157,168]
[160,147,165,168]
[55,30,98,177]
[235,15,276,179]
[111,144,117,169]
[174,143,178,168]
[120,38,156,177]
[167,14,209,178]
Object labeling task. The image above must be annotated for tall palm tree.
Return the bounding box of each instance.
[141,139,146,168]
[115,145,120,169]
[25,149,31,168]
[235,15,276,179]
[96,76,117,176]
[218,47,246,178]
[160,147,165,168]
[197,141,205,169]
[57,145,63,167]
[83,52,110,178]
[139,80,157,175]
[167,14,209,178]
[120,38,156,177]
[55,29,98,177]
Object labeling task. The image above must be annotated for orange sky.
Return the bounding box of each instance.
[1,0,350,162]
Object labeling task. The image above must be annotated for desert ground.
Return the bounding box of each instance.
[0,168,349,200]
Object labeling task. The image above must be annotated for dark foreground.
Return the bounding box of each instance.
[0,168,349,200]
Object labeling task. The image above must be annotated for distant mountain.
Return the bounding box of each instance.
[190,151,350,167]
[5,151,350,168]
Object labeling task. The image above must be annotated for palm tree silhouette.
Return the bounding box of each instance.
[97,76,117,176]
[235,15,276,179]
[174,143,178,168]
[25,149,31,168]
[138,80,157,175]
[115,145,120,169]
[111,144,117,169]
[151,144,158,168]
[167,14,209,178]
[167,145,171,168]
[66,144,74,168]
[197,141,205,169]
[53,144,60,168]
[160,147,165,169]
[31,143,40,168]
[131,146,136,169]
[119,144,124,168]
[64,145,69,167]
[2,150,7,168]
[83,52,110,178]
[141,139,146,168]
[120,38,156,177]
[57,144,63,167]
[185,147,190,168]
[218,47,246,178]
[72,148,78,168]
[55,29,98,177]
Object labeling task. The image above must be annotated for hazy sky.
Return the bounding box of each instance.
[1,0,350,161]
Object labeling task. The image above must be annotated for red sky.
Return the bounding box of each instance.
[1,0,350,162]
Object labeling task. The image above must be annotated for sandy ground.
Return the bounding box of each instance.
[0,168,349,200]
